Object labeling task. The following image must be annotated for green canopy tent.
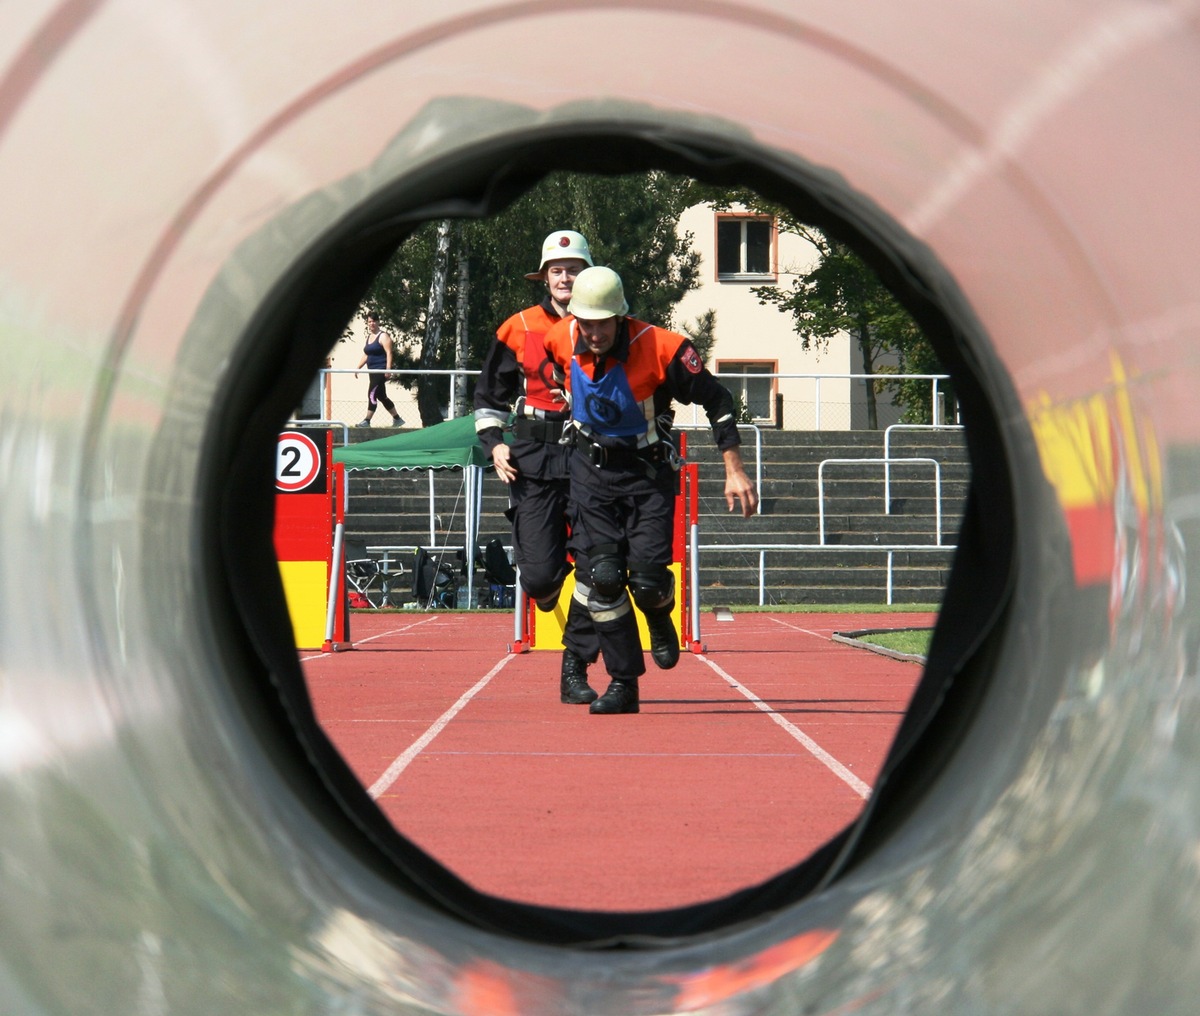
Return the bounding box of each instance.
[333,415,504,605]
[333,413,489,471]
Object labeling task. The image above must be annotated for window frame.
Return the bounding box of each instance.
[714,214,777,281]
[715,360,778,423]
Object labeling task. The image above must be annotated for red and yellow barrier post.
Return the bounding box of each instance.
[273,429,349,650]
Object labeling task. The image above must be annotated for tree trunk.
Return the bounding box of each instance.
[856,323,879,430]
[418,219,452,426]
[454,232,470,418]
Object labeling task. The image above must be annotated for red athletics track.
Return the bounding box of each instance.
[301,610,932,913]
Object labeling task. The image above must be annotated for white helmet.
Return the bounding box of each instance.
[524,229,594,280]
[568,266,629,320]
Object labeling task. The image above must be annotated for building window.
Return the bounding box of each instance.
[717,361,776,421]
[716,216,775,280]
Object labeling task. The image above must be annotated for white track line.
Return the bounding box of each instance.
[697,654,872,800]
[299,617,438,661]
[367,654,515,799]
[766,615,841,639]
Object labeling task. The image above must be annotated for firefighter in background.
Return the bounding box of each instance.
[473,230,602,705]
[544,266,758,715]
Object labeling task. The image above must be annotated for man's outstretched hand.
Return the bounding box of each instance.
[722,447,759,518]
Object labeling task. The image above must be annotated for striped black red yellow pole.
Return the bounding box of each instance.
[273,429,347,650]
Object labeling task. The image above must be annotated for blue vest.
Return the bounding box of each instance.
[570,359,647,438]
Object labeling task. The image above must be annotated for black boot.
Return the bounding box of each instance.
[560,649,597,704]
[645,611,680,670]
[589,678,639,714]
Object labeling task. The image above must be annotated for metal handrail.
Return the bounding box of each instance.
[695,542,958,607]
[314,367,480,419]
[689,371,954,429]
[883,423,965,511]
[677,422,764,514]
[308,367,954,429]
[285,418,350,444]
[818,457,944,545]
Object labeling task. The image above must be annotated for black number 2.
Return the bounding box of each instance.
[280,446,302,476]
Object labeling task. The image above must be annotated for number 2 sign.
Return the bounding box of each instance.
[276,431,324,492]
[274,428,340,649]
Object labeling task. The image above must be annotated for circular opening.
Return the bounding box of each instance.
[200,121,1025,946]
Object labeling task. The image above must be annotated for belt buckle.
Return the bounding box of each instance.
[588,441,606,468]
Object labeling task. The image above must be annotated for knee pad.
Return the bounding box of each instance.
[628,561,673,613]
[590,543,626,602]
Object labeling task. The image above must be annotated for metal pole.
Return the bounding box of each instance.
[513,572,526,646]
[884,426,892,514]
[935,462,943,545]
[326,522,345,644]
[751,425,763,514]
[818,461,827,543]
[427,469,435,547]
[464,466,475,607]
[689,522,701,647]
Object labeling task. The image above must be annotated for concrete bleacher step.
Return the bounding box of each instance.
[339,425,970,607]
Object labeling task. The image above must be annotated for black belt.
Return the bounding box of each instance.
[575,431,675,476]
[512,418,566,443]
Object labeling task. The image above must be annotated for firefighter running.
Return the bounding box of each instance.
[544,266,758,714]
[472,230,602,704]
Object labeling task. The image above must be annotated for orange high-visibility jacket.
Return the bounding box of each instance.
[543,315,740,453]
[473,298,569,452]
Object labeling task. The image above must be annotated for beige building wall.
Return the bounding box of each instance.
[672,203,855,430]
[297,317,424,429]
[300,203,860,431]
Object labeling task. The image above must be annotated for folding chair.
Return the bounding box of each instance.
[343,538,382,608]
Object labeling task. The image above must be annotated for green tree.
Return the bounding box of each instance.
[690,186,941,428]
[883,329,955,424]
[363,171,703,426]
[681,308,717,364]
[755,235,932,429]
